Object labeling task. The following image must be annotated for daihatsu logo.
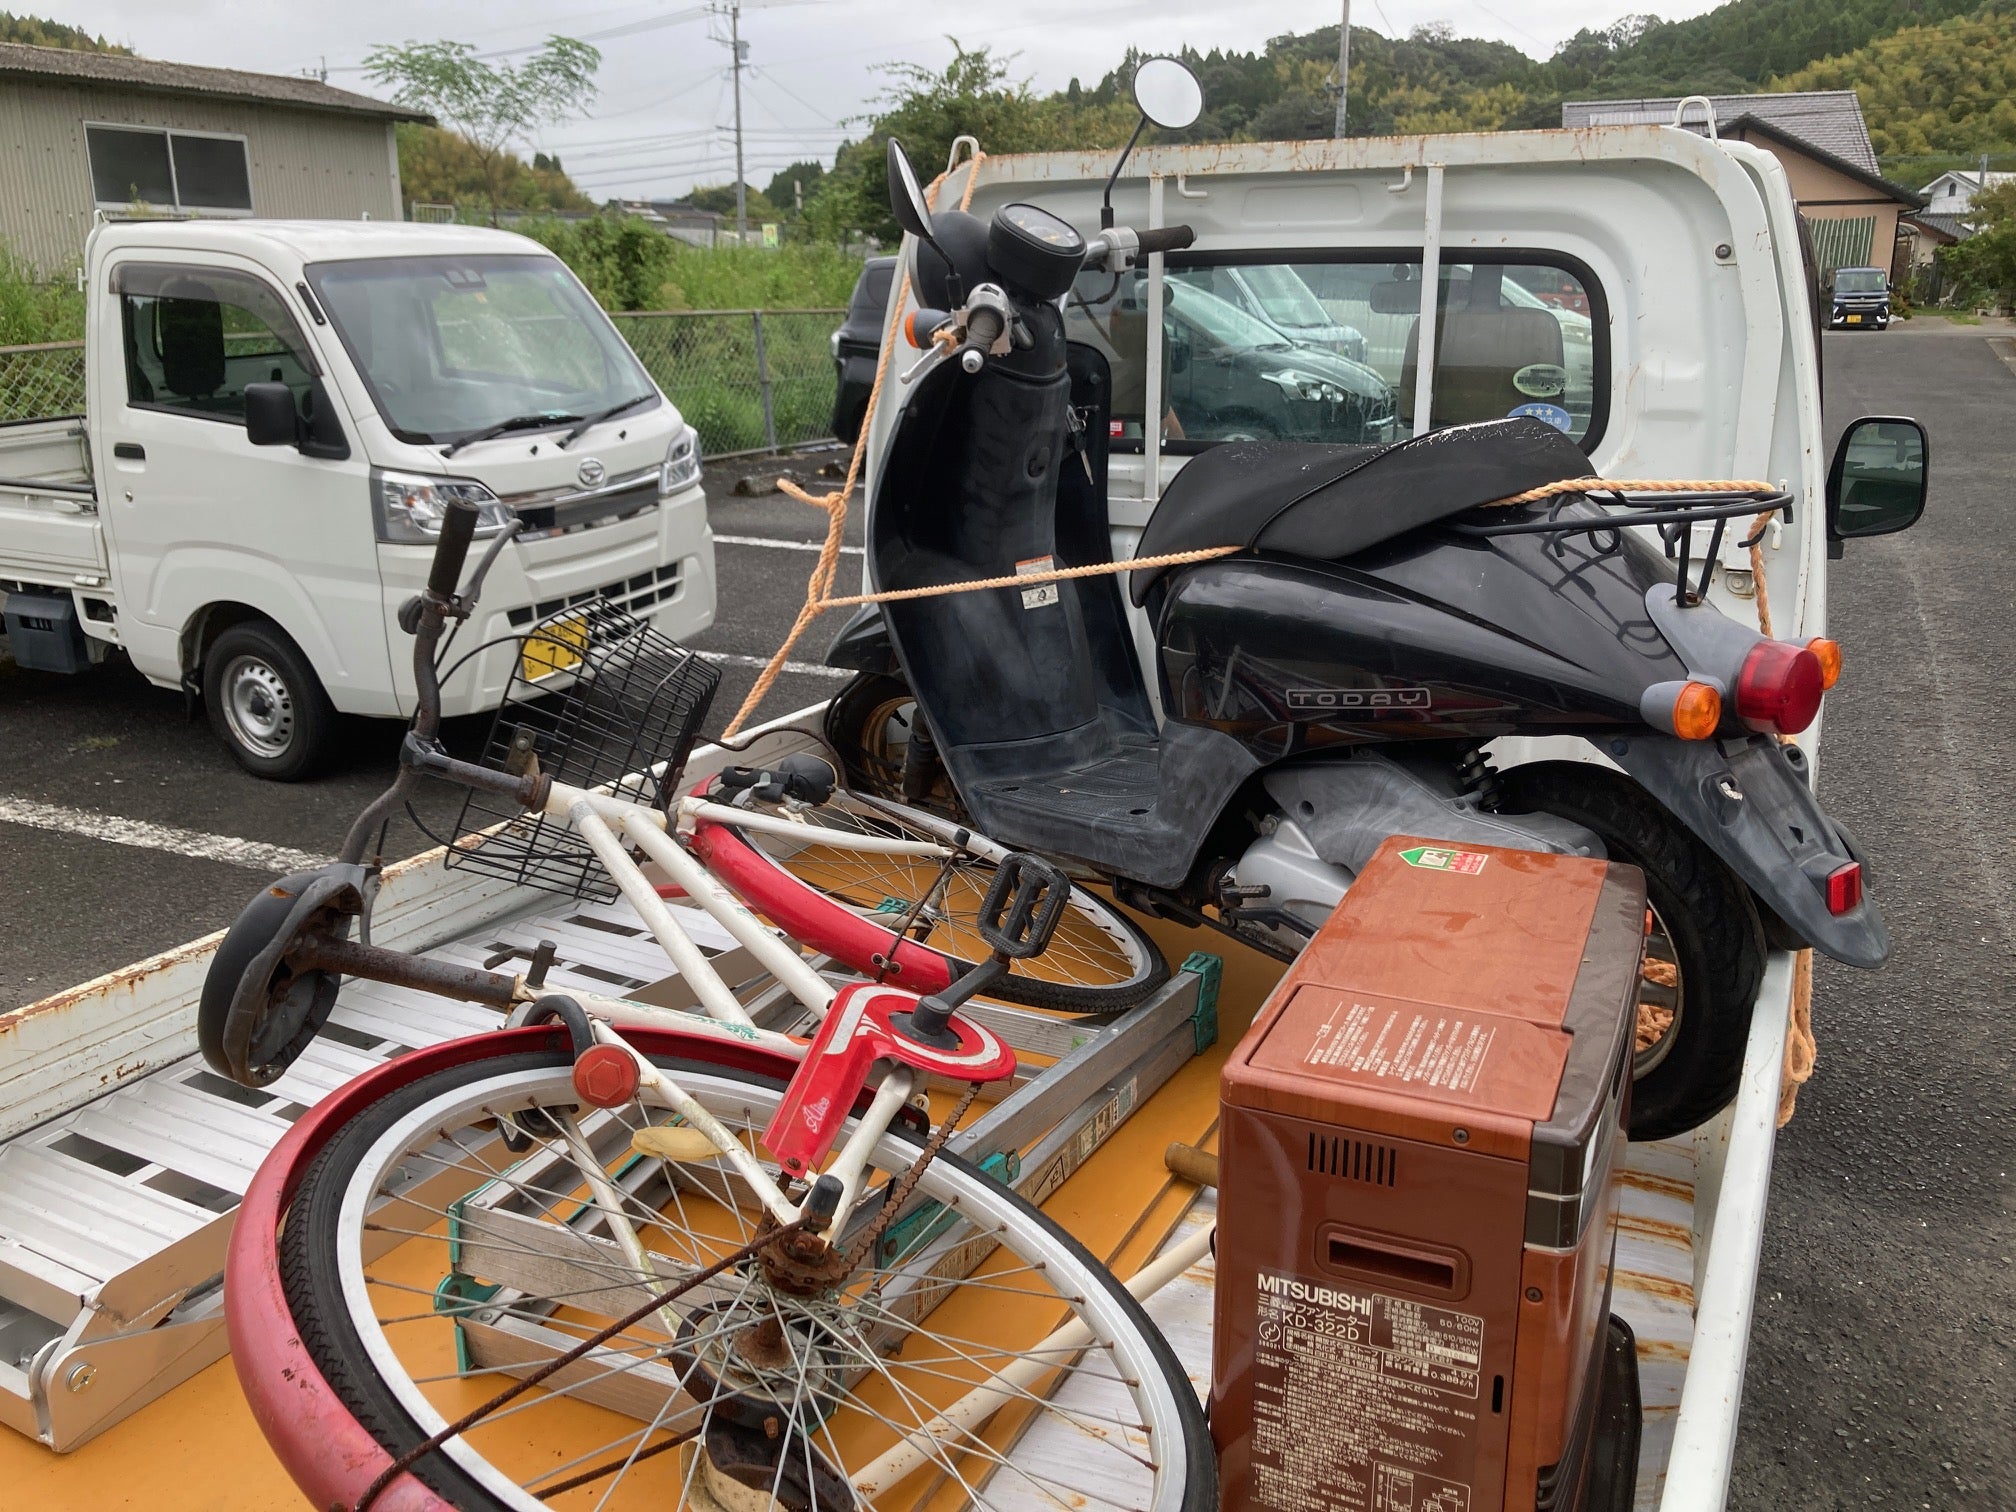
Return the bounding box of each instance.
[576,458,606,488]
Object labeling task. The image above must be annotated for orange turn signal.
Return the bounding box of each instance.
[1805,637,1842,690]
[904,309,927,349]
[1672,680,1723,741]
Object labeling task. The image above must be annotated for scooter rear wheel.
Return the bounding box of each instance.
[1499,762,1767,1141]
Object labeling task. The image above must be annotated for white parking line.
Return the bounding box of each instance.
[0,795,331,873]
[714,534,864,555]
[694,650,851,680]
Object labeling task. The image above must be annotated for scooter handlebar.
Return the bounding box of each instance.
[955,306,1007,373]
[1133,224,1196,256]
[427,499,480,599]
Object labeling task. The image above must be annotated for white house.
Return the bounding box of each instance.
[1919,169,2014,221]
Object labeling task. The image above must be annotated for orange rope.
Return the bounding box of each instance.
[721,150,985,736]
[1485,476,1775,507]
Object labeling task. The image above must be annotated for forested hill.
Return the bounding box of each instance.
[1086,0,2001,141]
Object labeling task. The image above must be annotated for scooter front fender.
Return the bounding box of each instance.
[1605,732,1889,968]
[826,604,897,675]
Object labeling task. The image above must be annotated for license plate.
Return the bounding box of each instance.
[1846,315,1863,324]
[520,613,589,680]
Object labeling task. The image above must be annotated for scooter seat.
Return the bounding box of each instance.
[1129,417,1591,606]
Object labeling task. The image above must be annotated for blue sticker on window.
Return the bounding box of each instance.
[1508,401,1573,432]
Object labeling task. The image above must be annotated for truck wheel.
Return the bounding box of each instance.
[203,621,337,781]
[1498,762,1766,1141]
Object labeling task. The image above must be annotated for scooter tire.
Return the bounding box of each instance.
[1499,762,1767,1142]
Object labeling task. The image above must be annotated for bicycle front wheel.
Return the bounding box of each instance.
[693,792,1167,1013]
[268,1045,1214,1512]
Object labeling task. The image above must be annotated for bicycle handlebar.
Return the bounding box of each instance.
[428,499,480,599]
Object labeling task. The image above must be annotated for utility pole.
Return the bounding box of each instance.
[730,2,748,243]
[1333,0,1351,137]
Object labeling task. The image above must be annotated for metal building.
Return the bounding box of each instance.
[0,42,430,275]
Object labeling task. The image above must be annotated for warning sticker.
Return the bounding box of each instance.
[1015,555,1060,609]
[1303,1000,1496,1095]
[1248,1268,1485,1512]
[1397,845,1488,875]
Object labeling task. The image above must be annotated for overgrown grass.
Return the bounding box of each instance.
[510,216,863,312]
[0,243,84,345]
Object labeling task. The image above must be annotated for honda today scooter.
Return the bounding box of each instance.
[824,60,1929,1138]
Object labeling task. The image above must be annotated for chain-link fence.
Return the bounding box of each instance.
[0,309,845,457]
[616,309,841,458]
[0,341,86,422]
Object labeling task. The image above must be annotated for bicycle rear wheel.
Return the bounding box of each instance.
[692,792,1167,1013]
[261,1044,1214,1512]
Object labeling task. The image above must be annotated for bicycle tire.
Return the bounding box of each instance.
[267,1045,1217,1512]
[692,791,1168,1013]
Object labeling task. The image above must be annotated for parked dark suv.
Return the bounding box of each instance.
[1828,266,1891,331]
[830,256,897,444]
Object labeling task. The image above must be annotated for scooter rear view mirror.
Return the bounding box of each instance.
[886,137,937,245]
[1132,56,1203,130]
[1103,56,1205,228]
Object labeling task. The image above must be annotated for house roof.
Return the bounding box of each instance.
[1904,212,1968,243]
[1562,90,1877,174]
[0,41,431,123]
[1719,114,1925,208]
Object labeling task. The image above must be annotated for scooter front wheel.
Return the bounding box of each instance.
[1499,762,1767,1141]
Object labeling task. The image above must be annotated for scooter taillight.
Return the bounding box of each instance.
[1825,860,1863,915]
[1735,640,1826,734]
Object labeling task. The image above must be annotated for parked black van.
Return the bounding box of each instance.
[1828,266,1891,330]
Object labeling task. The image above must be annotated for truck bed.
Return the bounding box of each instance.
[0,710,1794,1510]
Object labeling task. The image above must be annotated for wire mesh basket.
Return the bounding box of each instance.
[444,601,721,901]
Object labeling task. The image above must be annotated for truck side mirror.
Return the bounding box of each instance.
[244,382,296,447]
[1827,415,1927,543]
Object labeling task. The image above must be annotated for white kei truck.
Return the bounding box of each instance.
[0,115,1923,1512]
[0,220,717,778]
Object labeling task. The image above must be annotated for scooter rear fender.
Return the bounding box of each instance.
[1603,731,1888,967]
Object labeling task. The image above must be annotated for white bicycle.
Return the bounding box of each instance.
[204,502,1215,1512]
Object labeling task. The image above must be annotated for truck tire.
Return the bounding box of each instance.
[203,620,338,781]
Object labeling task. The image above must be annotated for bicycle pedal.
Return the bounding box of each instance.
[763,982,1015,1180]
[977,852,1072,959]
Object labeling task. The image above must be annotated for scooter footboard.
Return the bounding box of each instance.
[1608,733,1888,968]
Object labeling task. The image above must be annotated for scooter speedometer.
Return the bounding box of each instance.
[988,203,1087,301]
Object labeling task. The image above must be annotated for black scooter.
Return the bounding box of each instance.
[825,80,1927,1138]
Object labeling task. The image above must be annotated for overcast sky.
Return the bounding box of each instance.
[39,0,1728,199]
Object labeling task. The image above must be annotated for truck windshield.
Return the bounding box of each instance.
[1833,269,1886,294]
[307,254,657,446]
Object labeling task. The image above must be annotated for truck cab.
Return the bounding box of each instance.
[0,220,716,777]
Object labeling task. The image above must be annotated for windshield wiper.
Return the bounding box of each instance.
[441,411,581,458]
[559,392,657,449]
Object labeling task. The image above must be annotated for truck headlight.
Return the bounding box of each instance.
[661,424,701,494]
[371,468,511,543]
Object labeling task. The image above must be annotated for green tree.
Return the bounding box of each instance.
[765,161,826,212]
[688,182,781,221]
[365,36,600,220]
[395,124,593,213]
[0,12,130,51]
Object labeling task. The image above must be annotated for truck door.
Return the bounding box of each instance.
[96,259,391,711]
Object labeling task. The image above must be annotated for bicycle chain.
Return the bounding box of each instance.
[845,1079,985,1271]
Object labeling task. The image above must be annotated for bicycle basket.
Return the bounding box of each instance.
[444,601,720,901]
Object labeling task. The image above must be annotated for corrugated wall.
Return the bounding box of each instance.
[0,80,398,275]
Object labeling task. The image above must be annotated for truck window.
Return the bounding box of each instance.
[114,264,317,423]
[307,254,657,447]
[1132,254,1607,451]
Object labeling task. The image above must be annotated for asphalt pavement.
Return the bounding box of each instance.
[0,327,2009,1507]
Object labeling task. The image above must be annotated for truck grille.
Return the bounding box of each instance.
[506,563,683,628]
